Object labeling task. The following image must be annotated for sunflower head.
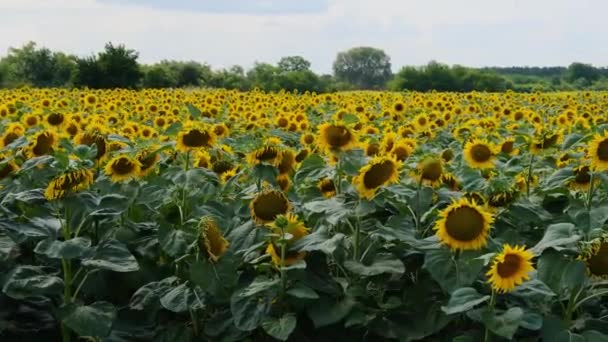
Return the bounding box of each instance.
[417,157,444,187]
[318,178,337,198]
[266,213,310,266]
[317,122,358,153]
[198,216,229,263]
[434,197,494,250]
[26,131,58,159]
[250,189,291,224]
[176,123,215,151]
[104,155,141,183]
[354,155,401,199]
[588,132,608,171]
[136,149,160,176]
[570,165,593,191]
[44,169,95,200]
[0,155,19,180]
[464,139,497,169]
[486,244,534,293]
[247,144,283,167]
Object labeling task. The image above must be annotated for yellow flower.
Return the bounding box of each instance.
[588,132,608,171]
[25,131,59,159]
[417,157,444,187]
[317,122,358,153]
[265,214,310,266]
[176,123,215,151]
[44,169,95,200]
[198,216,229,262]
[104,155,141,183]
[250,189,291,224]
[353,155,401,199]
[434,197,493,250]
[486,244,534,293]
[463,139,497,169]
[318,178,337,198]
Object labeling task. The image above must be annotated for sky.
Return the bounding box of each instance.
[0,0,607,73]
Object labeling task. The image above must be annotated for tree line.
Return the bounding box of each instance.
[1,41,607,92]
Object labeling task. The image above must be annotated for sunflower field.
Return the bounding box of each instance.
[2,88,608,341]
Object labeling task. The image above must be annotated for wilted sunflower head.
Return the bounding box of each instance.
[579,236,608,278]
[486,244,534,293]
[354,156,401,199]
[250,189,291,224]
[434,197,493,251]
[588,132,608,171]
[104,155,141,183]
[417,158,443,186]
[318,122,358,153]
[26,131,58,158]
[464,139,496,169]
[44,169,95,200]
[176,124,215,151]
[570,165,593,191]
[198,216,229,263]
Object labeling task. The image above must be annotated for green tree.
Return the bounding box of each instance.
[247,62,281,91]
[97,43,142,88]
[142,64,177,88]
[277,56,311,72]
[566,62,600,84]
[332,47,392,89]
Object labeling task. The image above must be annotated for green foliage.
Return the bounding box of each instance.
[333,46,392,89]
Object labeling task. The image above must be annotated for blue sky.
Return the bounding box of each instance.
[1,0,606,73]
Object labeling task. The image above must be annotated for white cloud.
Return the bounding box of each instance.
[0,0,607,73]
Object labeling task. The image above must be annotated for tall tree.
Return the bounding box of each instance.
[332,47,392,89]
[277,56,311,72]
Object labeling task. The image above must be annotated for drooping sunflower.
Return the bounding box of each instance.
[0,156,19,180]
[136,149,160,176]
[463,139,496,169]
[104,155,142,183]
[570,165,594,191]
[250,189,291,224]
[317,122,358,153]
[176,124,215,151]
[74,131,107,161]
[588,132,608,171]
[353,155,401,199]
[277,149,296,175]
[25,131,59,158]
[318,178,337,198]
[198,216,229,262]
[417,157,444,187]
[44,169,95,200]
[579,236,608,278]
[265,214,310,266]
[486,244,534,293]
[391,141,413,162]
[247,145,283,167]
[499,138,518,156]
[434,197,494,250]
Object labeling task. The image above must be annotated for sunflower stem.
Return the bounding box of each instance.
[190,309,199,336]
[586,173,595,211]
[184,150,190,171]
[526,153,535,197]
[353,201,362,261]
[483,290,496,342]
[279,225,287,301]
[60,202,72,342]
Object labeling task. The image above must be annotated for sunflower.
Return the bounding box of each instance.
[247,145,282,167]
[499,138,518,155]
[434,197,493,250]
[570,165,593,191]
[44,169,95,200]
[265,214,310,266]
[464,139,496,169]
[391,142,413,162]
[176,124,215,151]
[276,174,291,192]
[588,132,608,171]
[441,173,461,191]
[354,156,401,199]
[194,150,212,169]
[277,149,296,175]
[0,156,19,180]
[317,122,358,153]
[26,131,58,158]
[136,149,160,176]
[104,155,141,183]
[579,236,608,278]
[417,158,444,187]
[486,244,534,293]
[74,131,107,161]
[198,216,229,262]
[318,178,337,198]
[250,189,291,224]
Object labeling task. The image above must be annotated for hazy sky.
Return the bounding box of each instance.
[1,0,606,73]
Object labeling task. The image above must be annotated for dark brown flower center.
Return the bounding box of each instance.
[471,144,492,163]
[445,206,484,242]
[182,129,212,148]
[252,192,289,222]
[111,157,136,175]
[575,166,591,184]
[596,140,608,162]
[422,160,443,182]
[501,141,514,154]
[497,254,522,278]
[323,125,353,149]
[363,160,395,189]
[587,243,608,276]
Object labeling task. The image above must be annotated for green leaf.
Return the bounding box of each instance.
[520,311,543,331]
[344,254,405,276]
[484,307,524,339]
[286,284,319,299]
[186,103,201,120]
[531,223,581,255]
[130,277,179,310]
[262,314,297,341]
[423,248,484,293]
[159,227,192,257]
[160,283,205,313]
[230,287,272,331]
[561,133,586,150]
[562,260,587,291]
[164,122,183,136]
[291,227,345,255]
[307,296,355,328]
[82,239,139,272]
[303,196,352,225]
[34,237,92,259]
[0,235,17,262]
[190,254,239,295]
[442,287,490,315]
[59,301,116,338]
[341,113,359,125]
[582,331,608,341]
[513,278,556,298]
[2,266,63,299]
[240,277,280,297]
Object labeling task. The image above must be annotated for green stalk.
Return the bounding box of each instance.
[353,220,361,261]
[184,150,190,171]
[190,309,199,336]
[61,204,72,342]
[586,173,595,210]
[483,290,496,342]
[526,153,535,197]
[279,226,287,300]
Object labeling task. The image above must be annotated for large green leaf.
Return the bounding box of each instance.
[59,301,116,338]
[262,314,297,341]
[81,239,139,272]
[34,237,92,259]
[159,282,205,313]
[423,248,484,293]
[307,296,355,328]
[230,287,272,331]
[190,253,239,296]
[291,227,345,255]
[130,277,179,310]
[2,265,63,299]
[531,223,581,255]
[442,287,490,315]
[344,253,405,276]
